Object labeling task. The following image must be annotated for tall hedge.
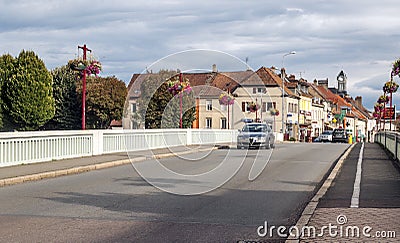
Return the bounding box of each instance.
[2,50,54,131]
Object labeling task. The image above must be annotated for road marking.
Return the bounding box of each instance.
[351,142,364,208]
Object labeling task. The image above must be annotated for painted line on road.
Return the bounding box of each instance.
[350,142,364,208]
[286,143,356,242]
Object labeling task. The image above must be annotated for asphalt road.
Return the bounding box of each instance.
[0,143,349,242]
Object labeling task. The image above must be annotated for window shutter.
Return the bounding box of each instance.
[242,102,245,112]
[253,88,256,94]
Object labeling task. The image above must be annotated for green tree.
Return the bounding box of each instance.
[77,76,127,129]
[44,65,81,130]
[2,50,54,131]
[139,70,196,129]
[0,54,15,129]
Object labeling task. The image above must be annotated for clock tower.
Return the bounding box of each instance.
[337,70,347,97]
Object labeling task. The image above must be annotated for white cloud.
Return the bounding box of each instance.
[0,0,399,110]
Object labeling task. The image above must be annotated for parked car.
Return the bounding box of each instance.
[332,128,348,143]
[319,130,333,142]
[237,123,275,149]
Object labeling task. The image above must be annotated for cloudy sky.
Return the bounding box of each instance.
[1,0,400,109]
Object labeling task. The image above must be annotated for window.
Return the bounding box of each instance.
[242,102,250,112]
[266,102,276,111]
[206,117,212,128]
[262,102,267,112]
[131,103,137,113]
[221,118,227,129]
[253,87,266,93]
[221,104,227,111]
[206,100,212,111]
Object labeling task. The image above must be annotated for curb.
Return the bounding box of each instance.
[0,146,218,188]
[285,143,357,243]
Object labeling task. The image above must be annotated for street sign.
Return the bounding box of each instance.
[382,107,395,120]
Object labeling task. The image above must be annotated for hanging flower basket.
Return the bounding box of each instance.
[68,59,88,71]
[69,59,102,77]
[167,76,192,96]
[372,111,380,118]
[219,93,235,105]
[374,103,384,112]
[377,94,389,104]
[85,60,102,76]
[383,81,399,93]
[392,58,400,77]
[270,108,279,116]
[248,102,260,112]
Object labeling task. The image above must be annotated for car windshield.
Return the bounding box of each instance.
[322,131,333,135]
[242,124,267,132]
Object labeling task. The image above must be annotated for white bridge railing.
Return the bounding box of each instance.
[375,131,400,161]
[0,129,237,167]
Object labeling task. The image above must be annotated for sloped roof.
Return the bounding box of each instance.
[256,67,298,98]
[192,85,224,98]
[127,73,153,98]
[212,72,241,91]
[220,70,254,83]
[316,85,368,120]
[110,119,122,127]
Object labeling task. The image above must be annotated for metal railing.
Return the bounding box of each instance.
[0,129,237,167]
[374,131,400,161]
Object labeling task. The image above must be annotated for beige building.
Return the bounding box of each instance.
[124,67,372,143]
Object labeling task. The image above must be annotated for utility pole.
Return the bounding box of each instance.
[78,44,92,130]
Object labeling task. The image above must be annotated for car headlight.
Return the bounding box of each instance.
[259,136,267,142]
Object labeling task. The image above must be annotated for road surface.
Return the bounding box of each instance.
[0,143,348,242]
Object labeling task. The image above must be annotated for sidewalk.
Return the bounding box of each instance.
[0,144,217,187]
[294,143,400,242]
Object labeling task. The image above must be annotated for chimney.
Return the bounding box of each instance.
[318,78,328,89]
[212,64,217,73]
[355,96,362,107]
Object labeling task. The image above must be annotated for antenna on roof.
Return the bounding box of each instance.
[245,57,251,70]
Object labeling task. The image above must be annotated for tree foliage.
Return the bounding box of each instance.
[77,76,127,129]
[1,50,54,131]
[44,65,81,130]
[0,54,14,129]
[139,70,196,129]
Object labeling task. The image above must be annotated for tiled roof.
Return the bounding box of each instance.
[212,73,241,91]
[127,73,153,98]
[316,85,368,120]
[255,67,280,86]
[181,73,216,86]
[256,67,298,98]
[220,70,254,83]
[110,119,122,127]
[192,85,224,98]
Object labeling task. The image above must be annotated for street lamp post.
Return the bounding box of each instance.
[281,51,296,139]
[179,72,183,128]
